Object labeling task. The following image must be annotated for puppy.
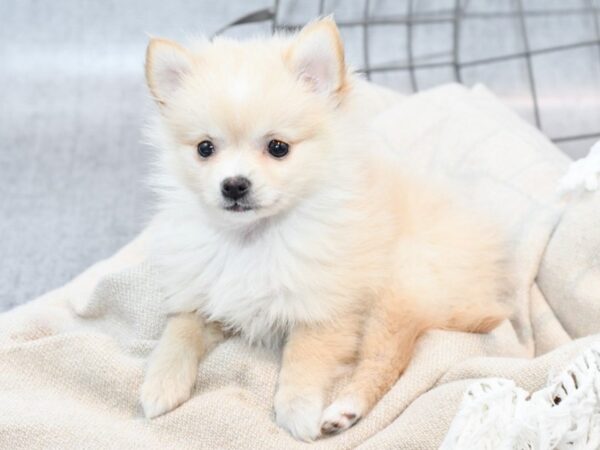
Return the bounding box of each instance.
[140,18,510,441]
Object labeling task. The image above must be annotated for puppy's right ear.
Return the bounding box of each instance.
[145,38,192,105]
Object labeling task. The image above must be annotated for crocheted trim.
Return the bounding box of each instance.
[441,343,600,449]
[558,141,600,195]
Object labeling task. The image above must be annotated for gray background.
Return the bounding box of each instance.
[0,1,270,310]
[2,0,600,311]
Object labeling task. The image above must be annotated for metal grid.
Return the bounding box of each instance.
[216,0,600,158]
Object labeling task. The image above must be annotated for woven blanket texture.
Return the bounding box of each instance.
[1,84,598,449]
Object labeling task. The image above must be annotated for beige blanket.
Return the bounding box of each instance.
[2,84,599,449]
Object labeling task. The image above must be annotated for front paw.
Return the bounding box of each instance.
[274,388,323,442]
[140,375,192,418]
[140,352,198,418]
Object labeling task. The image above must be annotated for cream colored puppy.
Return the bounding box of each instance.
[140,18,510,441]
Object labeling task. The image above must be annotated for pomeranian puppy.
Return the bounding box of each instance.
[140,18,510,441]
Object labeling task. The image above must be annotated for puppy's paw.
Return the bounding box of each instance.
[140,352,198,418]
[320,396,363,436]
[274,388,323,442]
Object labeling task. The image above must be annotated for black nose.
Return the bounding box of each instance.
[221,176,251,200]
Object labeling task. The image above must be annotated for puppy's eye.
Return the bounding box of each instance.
[268,139,289,158]
[197,140,215,158]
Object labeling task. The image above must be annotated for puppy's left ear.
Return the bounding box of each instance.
[287,17,347,96]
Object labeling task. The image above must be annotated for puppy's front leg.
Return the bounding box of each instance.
[140,313,223,418]
[274,316,360,441]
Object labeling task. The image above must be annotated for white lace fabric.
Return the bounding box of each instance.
[441,343,600,450]
[558,141,600,195]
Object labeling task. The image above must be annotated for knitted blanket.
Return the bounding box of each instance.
[2,84,599,449]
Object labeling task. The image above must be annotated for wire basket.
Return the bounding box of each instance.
[217,0,600,158]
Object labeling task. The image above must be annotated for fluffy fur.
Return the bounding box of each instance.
[140,18,511,441]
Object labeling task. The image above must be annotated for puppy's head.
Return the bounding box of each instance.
[145,18,349,227]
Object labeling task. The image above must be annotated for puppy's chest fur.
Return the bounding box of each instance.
[156,217,354,348]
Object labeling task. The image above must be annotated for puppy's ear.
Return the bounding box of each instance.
[287,17,346,96]
[145,38,193,105]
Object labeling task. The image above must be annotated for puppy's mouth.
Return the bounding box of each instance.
[223,202,256,213]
